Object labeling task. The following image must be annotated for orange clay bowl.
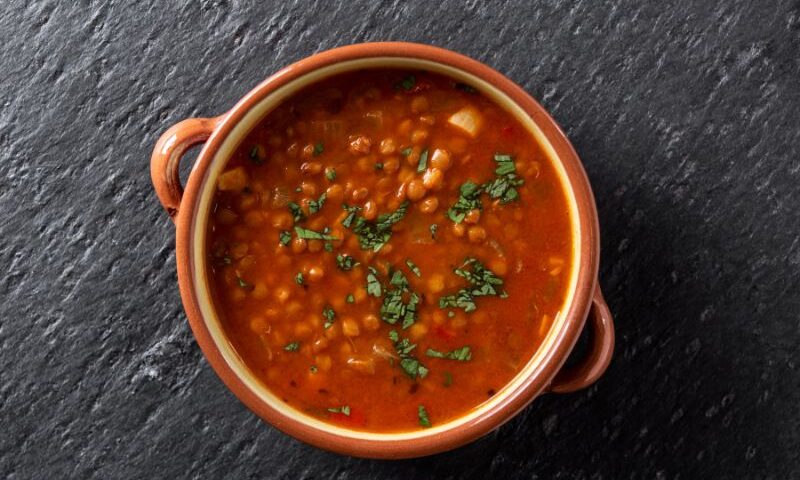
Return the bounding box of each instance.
[150,42,614,459]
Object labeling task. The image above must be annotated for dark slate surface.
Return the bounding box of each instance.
[1,1,798,478]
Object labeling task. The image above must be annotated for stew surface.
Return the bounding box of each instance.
[206,69,573,432]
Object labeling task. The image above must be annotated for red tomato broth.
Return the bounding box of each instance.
[206,69,573,432]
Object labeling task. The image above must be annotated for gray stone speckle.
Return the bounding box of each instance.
[1,0,799,478]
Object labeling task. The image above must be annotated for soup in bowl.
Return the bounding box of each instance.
[150,42,613,458]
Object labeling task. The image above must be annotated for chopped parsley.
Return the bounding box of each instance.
[248,145,265,164]
[341,204,361,228]
[284,342,300,352]
[399,75,416,91]
[328,405,350,416]
[294,226,338,241]
[447,181,483,223]
[279,230,292,246]
[308,192,327,214]
[313,142,324,156]
[288,202,305,223]
[418,405,431,428]
[342,201,409,251]
[295,272,305,285]
[438,258,506,312]
[325,168,336,181]
[310,365,318,374]
[336,253,358,271]
[236,276,252,289]
[389,330,428,380]
[416,149,429,173]
[406,259,421,277]
[346,293,355,304]
[426,346,472,361]
[400,147,413,157]
[483,154,524,203]
[366,267,382,297]
[323,306,336,329]
[374,162,384,170]
[429,224,438,239]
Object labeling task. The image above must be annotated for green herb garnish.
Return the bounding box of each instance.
[406,259,421,277]
[308,192,327,214]
[341,204,361,229]
[400,75,416,91]
[342,201,409,251]
[328,405,350,416]
[323,306,336,329]
[313,142,324,156]
[416,149,429,173]
[294,226,338,241]
[426,346,472,361]
[288,202,305,223]
[336,253,358,271]
[366,267,382,297]
[279,230,292,246]
[447,181,483,223]
[429,224,438,239]
[389,330,429,380]
[310,365,318,374]
[295,272,305,285]
[325,168,336,181]
[346,293,355,304]
[375,162,384,170]
[483,154,524,203]
[418,405,431,428]
[284,342,300,352]
[439,258,506,312]
[249,145,265,164]
[236,276,253,289]
[400,147,412,157]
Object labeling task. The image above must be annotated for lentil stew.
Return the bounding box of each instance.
[206,69,573,432]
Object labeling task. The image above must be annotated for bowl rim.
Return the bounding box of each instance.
[173,41,600,458]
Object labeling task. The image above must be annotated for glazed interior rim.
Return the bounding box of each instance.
[191,57,582,440]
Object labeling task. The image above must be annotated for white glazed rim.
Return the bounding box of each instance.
[190,58,581,441]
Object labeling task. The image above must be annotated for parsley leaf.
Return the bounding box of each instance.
[438,258,506,312]
[343,201,409,252]
[429,224,438,239]
[346,293,355,304]
[425,346,472,361]
[336,254,358,271]
[389,330,428,380]
[236,276,253,290]
[366,267,382,297]
[416,149,429,173]
[323,306,336,329]
[295,272,305,285]
[418,405,431,428]
[308,192,327,214]
[400,75,416,91]
[313,143,324,156]
[325,168,336,181]
[294,226,338,241]
[406,259,421,277]
[279,230,292,246]
[483,154,524,203]
[284,342,300,352]
[288,202,305,223]
[400,147,412,157]
[328,405,350,416]
[249,145,265,165]
[447,181,483,223]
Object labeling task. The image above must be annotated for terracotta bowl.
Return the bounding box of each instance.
[150,42,614,459]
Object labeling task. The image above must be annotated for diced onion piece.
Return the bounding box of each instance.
[447,106,482,137]
[217,167,248,191]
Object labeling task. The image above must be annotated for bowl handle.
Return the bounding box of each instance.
[150,116,223,223]
[549,286,615,393]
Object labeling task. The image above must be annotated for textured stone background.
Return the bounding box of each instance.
[1,0,799,478]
